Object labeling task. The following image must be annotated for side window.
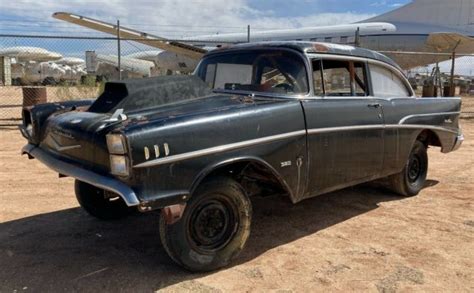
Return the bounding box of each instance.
[312,59,368,97]
[370,64,410,98]
[198,50,309,95]
[322,60,351,96]
[312,60,324,95]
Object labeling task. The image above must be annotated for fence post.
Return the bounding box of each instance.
[117,20,122,80]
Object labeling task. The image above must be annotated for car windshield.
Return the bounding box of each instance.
[196,50,309,95]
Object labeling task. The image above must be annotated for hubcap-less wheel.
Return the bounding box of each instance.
[159,176,252,272]
[388,140,428,197]
[408,154,422,183]
[189,197,238,253]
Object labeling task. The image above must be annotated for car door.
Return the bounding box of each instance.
[301,58,385,198]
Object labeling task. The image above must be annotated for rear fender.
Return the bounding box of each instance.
[21,100,95,144]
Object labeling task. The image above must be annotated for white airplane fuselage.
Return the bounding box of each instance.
[187,21,473,69]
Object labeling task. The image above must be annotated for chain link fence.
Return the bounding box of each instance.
[1,34,473,125]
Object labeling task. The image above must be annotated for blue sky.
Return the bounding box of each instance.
[0,0,411,35]
[0,1,471,75]
[248,0,409,18]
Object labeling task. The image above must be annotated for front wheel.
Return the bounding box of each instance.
[389,140,428,196]
[159,177,252,272]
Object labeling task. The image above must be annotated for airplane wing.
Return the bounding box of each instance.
[52,12,207,60]
[426,32,474,54]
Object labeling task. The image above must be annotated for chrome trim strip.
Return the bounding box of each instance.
[22,144,140,206]
[386,124,458,134]
[307,124,385,134]
[134,130,307,168]
[50,135,81,152]
[134,123,458,168]
[399,111,461,124]
[308,124,458,135]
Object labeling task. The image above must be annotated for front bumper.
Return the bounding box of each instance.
[452,133,464,151]
[21,144,140,207]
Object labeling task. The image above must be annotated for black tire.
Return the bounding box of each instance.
[159,177,252,272]
[75,180,133,220]
[389,140,428,196]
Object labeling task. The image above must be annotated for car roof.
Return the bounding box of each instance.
[204,41,401,70]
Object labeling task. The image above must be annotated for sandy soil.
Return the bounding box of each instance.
[0,120,473,292]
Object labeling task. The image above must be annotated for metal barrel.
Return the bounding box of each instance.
[22,86,47,107]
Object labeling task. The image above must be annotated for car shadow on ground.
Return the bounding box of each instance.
[0,182,437,291]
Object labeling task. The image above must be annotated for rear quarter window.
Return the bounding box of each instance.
[370,64,411,98]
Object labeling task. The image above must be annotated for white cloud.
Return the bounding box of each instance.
[0,0,375,38]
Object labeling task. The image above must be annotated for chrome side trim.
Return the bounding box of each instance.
[386,124,458,134]
[399,112,461,124]
[307,124,385,134]
[49,135,81,152]
[22,144,140,207]
[134,130,307,168]
[133,124,458,168]
[307,124,459,135]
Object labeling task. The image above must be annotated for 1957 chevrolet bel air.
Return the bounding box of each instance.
[20,42,463,271]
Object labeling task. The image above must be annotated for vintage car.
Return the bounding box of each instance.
[20,42,463,271]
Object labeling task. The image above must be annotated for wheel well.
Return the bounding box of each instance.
[193,160,290,198]
[416,129,441,148]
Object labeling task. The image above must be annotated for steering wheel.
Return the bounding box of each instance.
[273,83,294,92]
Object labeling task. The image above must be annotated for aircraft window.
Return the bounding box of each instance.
[314,59,368,97]
[370,64,410,98]
[197,50,309,95]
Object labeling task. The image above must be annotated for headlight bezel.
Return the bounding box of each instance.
[109,154,130,177]
[106,133,127,155]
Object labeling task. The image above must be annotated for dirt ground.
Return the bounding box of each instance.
[0,120,473,292]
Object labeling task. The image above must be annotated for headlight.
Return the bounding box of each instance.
[106,133,127,154]
[110,155,130,177]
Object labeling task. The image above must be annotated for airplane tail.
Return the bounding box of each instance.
[366,0,474,34]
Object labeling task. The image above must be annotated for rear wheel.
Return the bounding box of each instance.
[159,177,252,272]
[389,140,428,196]
[75,180,133,220]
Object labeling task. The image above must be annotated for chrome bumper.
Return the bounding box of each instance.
[452,133,464,151]
[21,144,140,207]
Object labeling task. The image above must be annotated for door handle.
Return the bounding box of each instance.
[367,103,381,108]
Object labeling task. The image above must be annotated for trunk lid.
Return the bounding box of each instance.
[40,111,116,172]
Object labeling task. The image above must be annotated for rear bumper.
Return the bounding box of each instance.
[21,143,140,207]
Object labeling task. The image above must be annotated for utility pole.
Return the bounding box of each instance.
[247,25,251,43]
[117,19,122,80]
[449,40,461,96]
